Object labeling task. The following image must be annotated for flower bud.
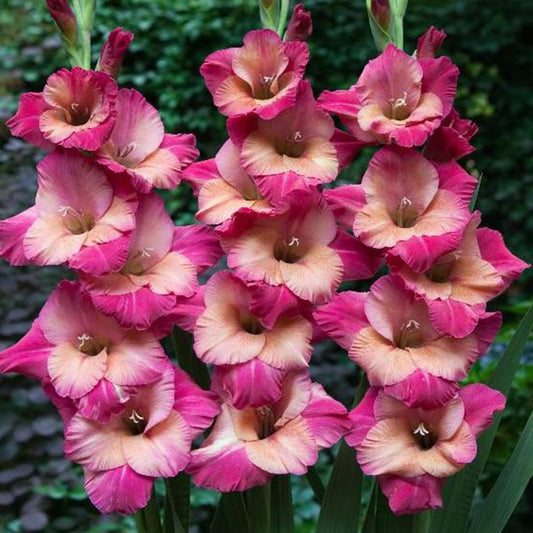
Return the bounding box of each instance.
[416,26,447,59]
[370,0,391,32]
[97,27,134,79]
[45,0,77,44]
[258,0,281,32]
[285,4,313,42]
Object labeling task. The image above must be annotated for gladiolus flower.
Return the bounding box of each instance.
[97,28,134,79]
[326,146,475,272]
[80,193,222,329]
[389,212,529,337]
[187,371,350,491]
[346,385,505,514]
[285,4,313,42]
[219,189,381,303]
[7,67,117,151]
[45,0,77,44]
[228,81,348,203]
[314,275,501,407]
[424,108,478,161]
[62,366,220,514]
[0,150,137,275]
[96,89,198,192]
[182,139,272,225]
[201,29,308,119]
[318,44,458,147]
[193,271,313,401]
[0,281,169,421]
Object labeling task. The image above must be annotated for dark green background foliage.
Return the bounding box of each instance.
[0,1,532,532]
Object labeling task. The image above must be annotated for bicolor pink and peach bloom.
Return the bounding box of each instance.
[346,385,505,514]
[389,212,528,337]
[96,88,199,192]
[188,371,350,491]
[0,149,137,275]
[201,29,308,119]
[7,67,118,151]
[182,139,272,225]
[314,275,501,407]
[318,42,458,147]
[61,366,220,514]
[0,281,169,421]
[326,146,475,272]
[80,193,222,329]
[219,189,381,303]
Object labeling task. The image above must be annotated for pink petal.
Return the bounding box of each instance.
[313,291,369,350]
[85,465,153,515]
[322,184,366,230]
[477,227,529,286]
[48,343,108,399]
[460,383,506,437]
[68,234,131,275]
[379,474,444,515]
[65,414,127,470]
[416,26,447,59]
[474,311,502,355]
[200,48,237,97]
[211,360,284,409]
[90,288,177,330]
[249,283,303,329]
[302,382,351,447]
[171,224,222,273]
[346,388,379,448]
[420,57,459,117]
[172,367,220,437]
[0,320,52,380]
[254,172,316,206]
[6,92,52,149]
[246,416,318,475]
[105,331,168,386]
[427,299,485,338]
[331,128,367,168]
[330,230,382,281]
[122,411,191,477]
[181,158,219,195]
[436,161,477,209]
[77,379,128,423]
[0,206,38,265]
[383,370,459,409]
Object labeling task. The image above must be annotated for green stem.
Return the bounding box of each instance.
[142,492,163,533]
[135,511,148,533]
[171,326,210,389]
[305,467,325,503]
[270,476,294,533]
[413,511,432,533]
[70,0,95,68]
[276,0,291,37]
[164,474,189,532]
[246,485,270,533]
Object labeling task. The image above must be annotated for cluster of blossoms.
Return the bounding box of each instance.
[0,3,528,518]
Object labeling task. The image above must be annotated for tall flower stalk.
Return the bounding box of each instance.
[0,1,530,532]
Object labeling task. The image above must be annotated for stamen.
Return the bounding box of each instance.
[58,205,82,218]
[77,333,92,349]
[140,247,154,258]
[261,75,274,84]
[398,319,420,349]
[287,236,300,247]
[413,422,430,436]
[389,92,409,120]
[71,102,80,112]
[396,197,413,228]
[292,130,303,142]
[116,142,138,160]
[128,410,145,425]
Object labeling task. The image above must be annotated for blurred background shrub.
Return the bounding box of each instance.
[0,0,531,532]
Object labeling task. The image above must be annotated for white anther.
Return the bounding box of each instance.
[58,205,70,217]
[293,130,303,141]
[262,75,274,84]
[405,319,420,331]
[129,410,145,424]
[399,197,412,210]
[413,423,430,436]
[287,236,300,247]
[71,102,80,112]
[77,333,92,349]
[389,91,408,109]
[140,247,155,258]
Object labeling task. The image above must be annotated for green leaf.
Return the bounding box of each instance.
[163,475,188,533]
[246,485,270,533]
[315,376,369,533]
[305,467,325,504]
[432,303,533,533]
[362,480,377,533]
[270,475,294,533]
[468,409,533,533]
[171,326,210,389]
[141,492,163,533]
[216,493,251,533]
[469,174,483,212]
[375,491,414,533]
